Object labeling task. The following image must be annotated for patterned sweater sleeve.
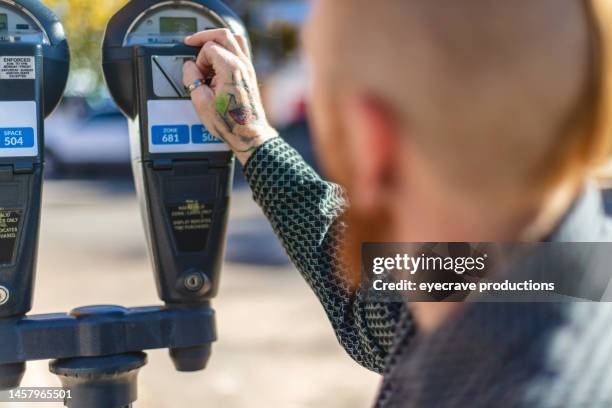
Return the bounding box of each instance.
[243,137,412,373]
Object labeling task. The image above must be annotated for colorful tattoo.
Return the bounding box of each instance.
[215,89,257,130]
[212,74,263,152]
[215,92,231,116]
[229,107,255,125]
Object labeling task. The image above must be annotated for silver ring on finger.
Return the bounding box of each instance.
[187,79,205,94]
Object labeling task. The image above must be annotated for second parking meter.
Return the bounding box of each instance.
[0,0,69,318]
[102,1,246,306]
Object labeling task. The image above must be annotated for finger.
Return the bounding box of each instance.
[191,84,215,117]
[185,28,245,58]
[235,34,251,60]
[195,41,239,76]
[183,61,214,109]
[182,60,203,88]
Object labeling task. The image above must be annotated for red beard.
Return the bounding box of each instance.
[340,201,393,289]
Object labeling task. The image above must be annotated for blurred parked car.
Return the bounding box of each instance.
[44,98,130,177]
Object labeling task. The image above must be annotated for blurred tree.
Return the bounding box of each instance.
[43,0,128,95]
[40,0,305,96]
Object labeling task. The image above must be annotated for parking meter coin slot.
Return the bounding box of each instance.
[152,55,194,98]
[137,46,196,99]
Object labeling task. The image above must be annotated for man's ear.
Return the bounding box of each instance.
[341,94,398,211]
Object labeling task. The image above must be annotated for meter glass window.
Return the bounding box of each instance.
[125,5,224,46]
[160,17,196,34]
[0,5,47,43]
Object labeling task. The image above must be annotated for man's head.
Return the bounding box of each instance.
[304,0,611,284]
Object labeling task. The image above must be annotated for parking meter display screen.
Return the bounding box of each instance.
[160,17,197,34]
[0,7,47,43]
[124,5,223,45]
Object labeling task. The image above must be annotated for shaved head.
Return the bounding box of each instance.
[306,0,602,198]
[302,0,612,285]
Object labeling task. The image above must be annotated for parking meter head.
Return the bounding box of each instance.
[0,0,69,319]
[0,0,69,117]
[102,0,247,119]
[102,1,248,305]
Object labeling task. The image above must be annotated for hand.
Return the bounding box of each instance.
[183,29,278,164]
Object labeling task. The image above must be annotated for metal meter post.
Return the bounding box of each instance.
[0,3,245,407]
[102,0,248,371]
[0,0,68,389]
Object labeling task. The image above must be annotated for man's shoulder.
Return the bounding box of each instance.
[379,302,612,408]
[521,302,612,407]
[601,215,612,240]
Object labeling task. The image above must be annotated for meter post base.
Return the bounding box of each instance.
[0,362,25,390]
[50,353,146,408]
[0,303,216,402]
[169,343,211,372]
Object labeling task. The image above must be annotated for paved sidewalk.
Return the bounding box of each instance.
[3,180,379,408]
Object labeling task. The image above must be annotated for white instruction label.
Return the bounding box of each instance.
[146,100,230,154]
[0,101,38,157]
[0,56,35,80]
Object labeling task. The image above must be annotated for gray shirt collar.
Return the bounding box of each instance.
[547,183,610,242]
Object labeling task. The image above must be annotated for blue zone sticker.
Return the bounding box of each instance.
[0,128,35,148]
[191,125,223,144]
[151,125,189,145]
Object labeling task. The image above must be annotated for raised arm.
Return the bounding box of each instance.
[182,29,412,373]
[244,137,412,372]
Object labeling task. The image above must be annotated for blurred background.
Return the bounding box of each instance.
[43,0,314,178]
[4,0,380,407]
[4,1,612,407]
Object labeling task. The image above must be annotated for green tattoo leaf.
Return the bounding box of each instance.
[215,92,230,116]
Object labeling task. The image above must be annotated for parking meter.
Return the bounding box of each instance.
[0,0,69,318]
[102,1,246,306]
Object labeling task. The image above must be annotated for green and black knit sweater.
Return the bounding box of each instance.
[244,137,612,408]
[244,137,412,373]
